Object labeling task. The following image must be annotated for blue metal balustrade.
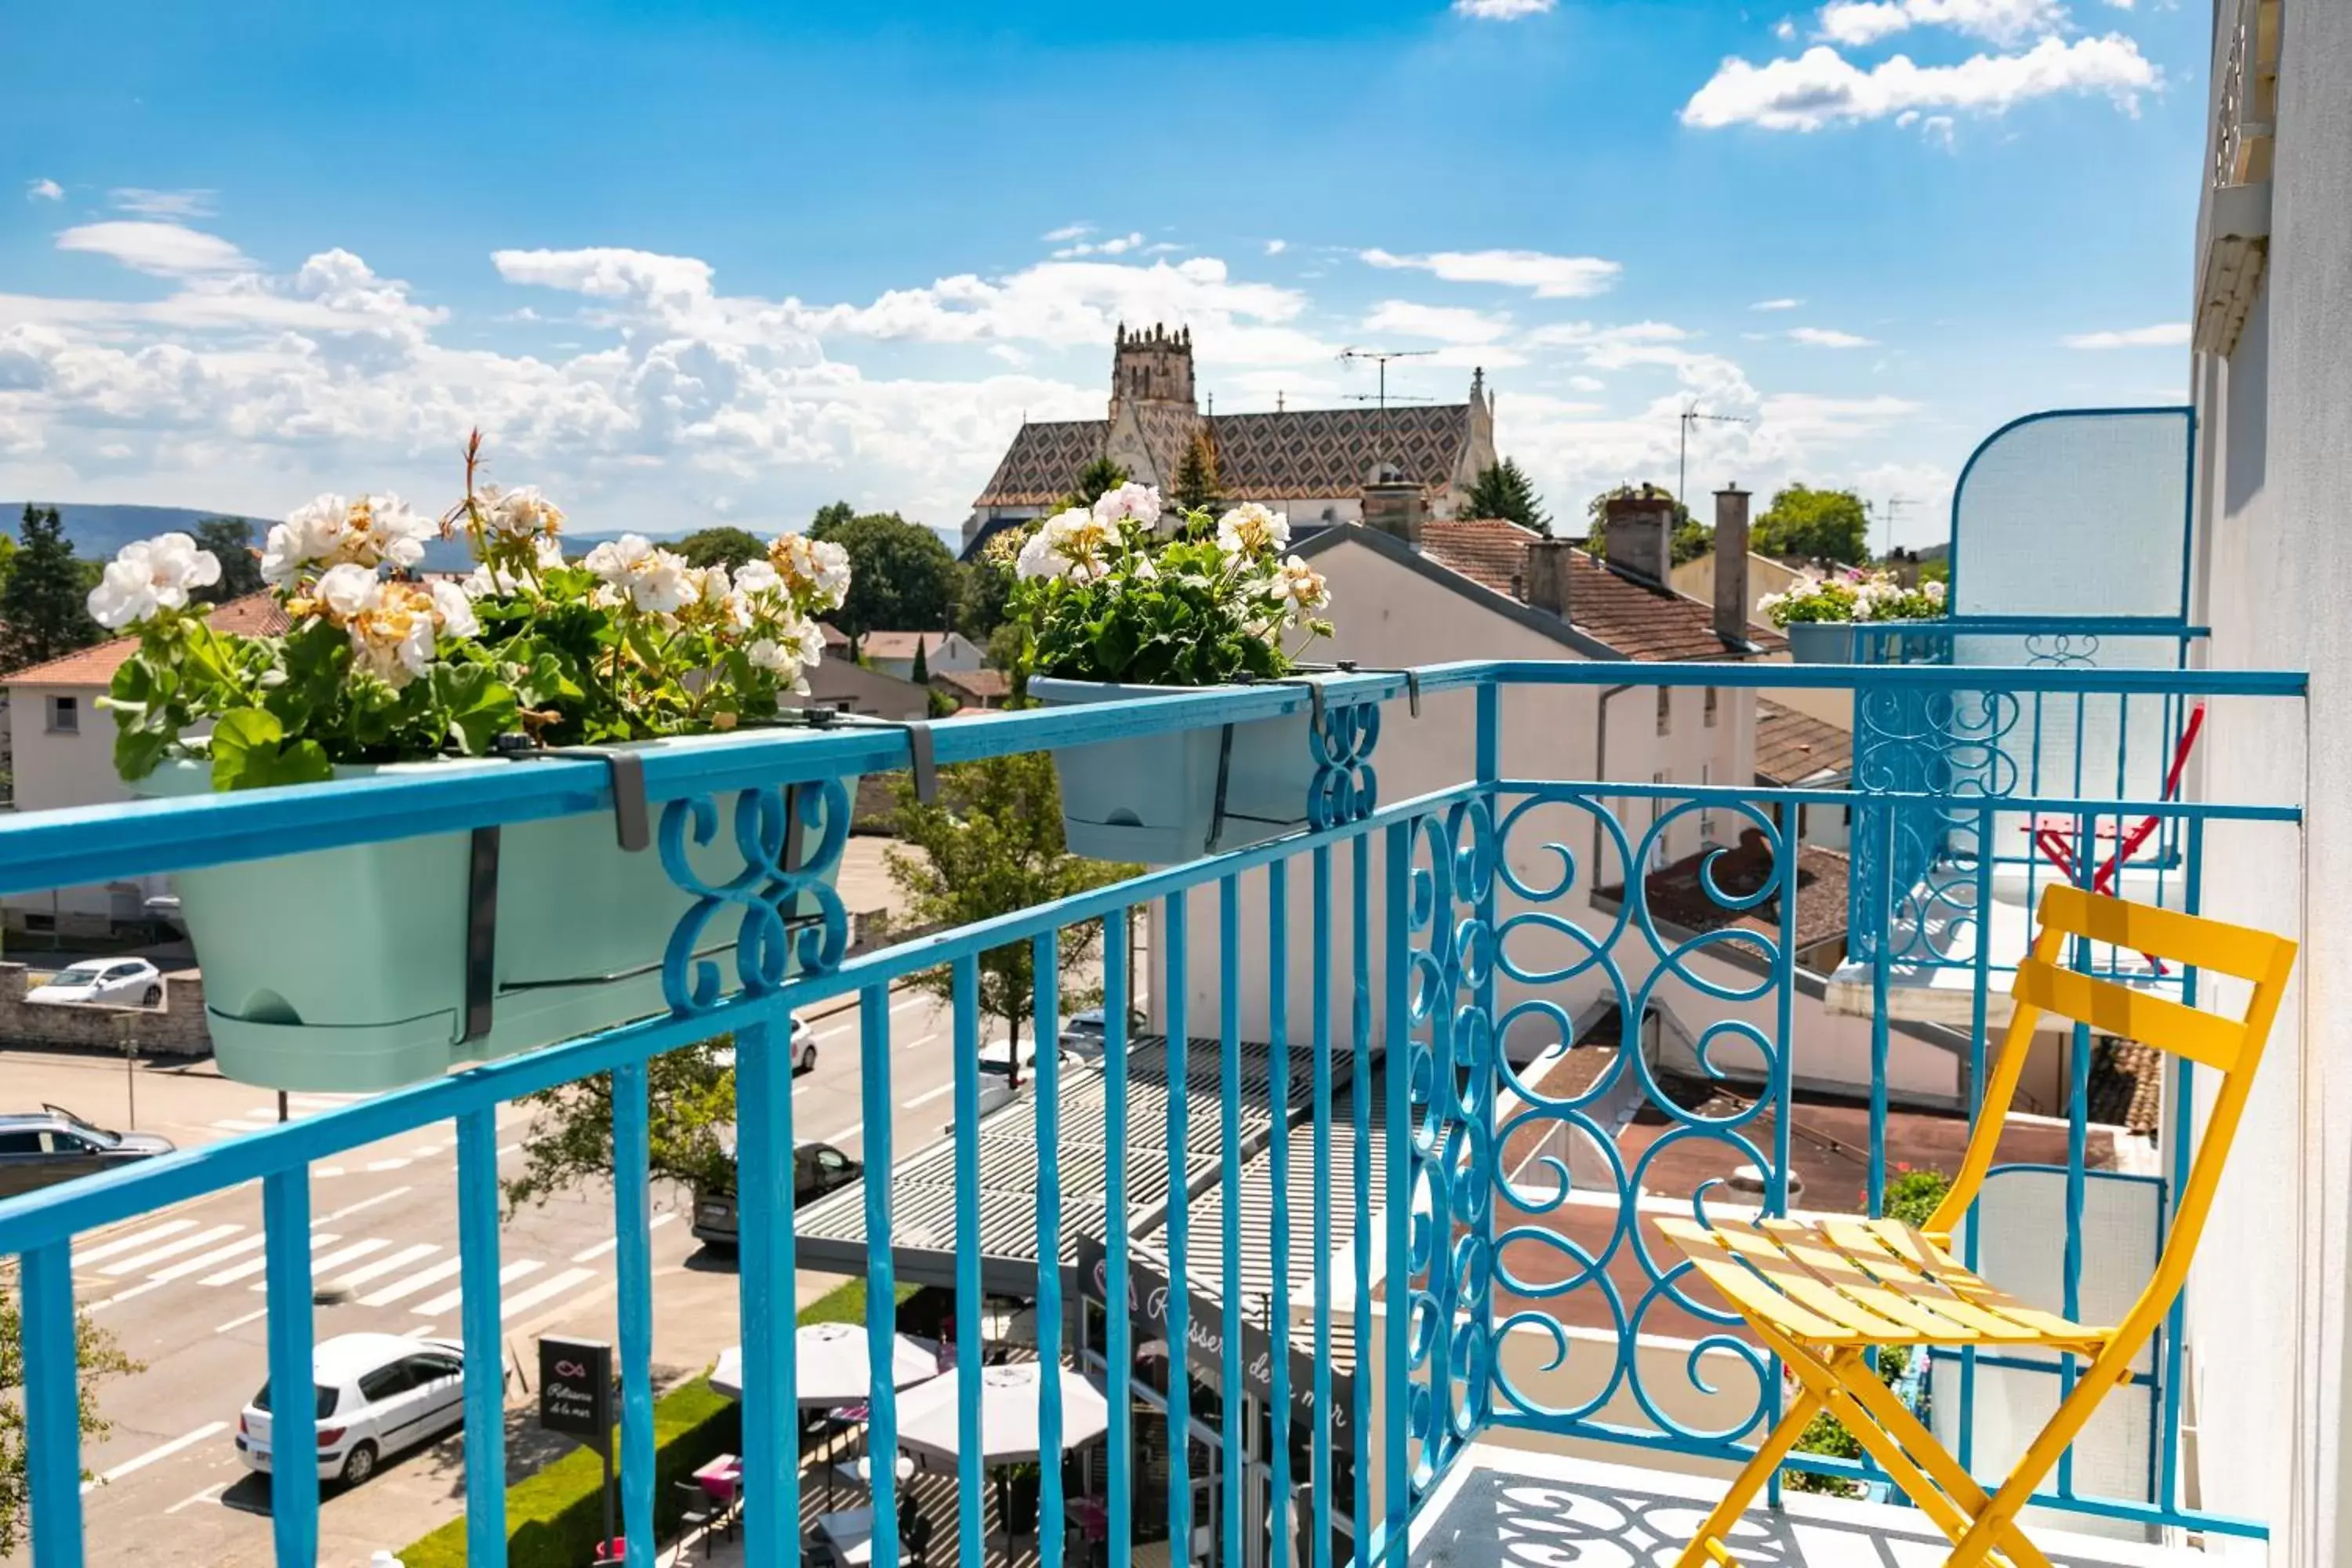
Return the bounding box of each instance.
[0,658,2307,1568]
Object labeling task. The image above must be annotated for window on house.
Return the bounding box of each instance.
[1656,688,1671,736]
[1704,687,1719,728]
[45,695,77,735]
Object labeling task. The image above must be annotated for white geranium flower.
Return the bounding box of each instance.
[1014,528,1062,582]
[747,637,797,676]
[262,493,433,583]
[691,563,732,607]
[1924,579,1947,602]
[731,559,780,597]
[768,533,851,609]
[86,532,223,629]
[484,485,564,539]
[1215,503,1289,559]
[1091,482,1162,527]
[463,538,564,600]
[1272,555,1330,622]
[584,534,693,615]
[428,579,480,641]
[312,562,383,620]
[787,613,827,669]
[1022,506,1116,583]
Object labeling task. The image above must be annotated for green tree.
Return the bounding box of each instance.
[191,518,266,602]
[956,557,1015,644]
[2,1294,140,1554]
[909,637,930,684]
[1171,432,1219,513]
[0,506,100,671]
[808,511,960,641]
[1753,484,1869,564]
[1582,485,1711,566]
[811,500,858,534]
[503,1039,738,1210]
[674,527,768,570]
[882,753,1136,1087]
[1464,458,1552,535]
[1063,456,1127,510]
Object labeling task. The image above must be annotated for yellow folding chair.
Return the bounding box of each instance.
[1659,884,2297,1568]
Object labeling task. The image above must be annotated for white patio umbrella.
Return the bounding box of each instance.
[709,1323,940,1406]
[890,1360,1111,1466]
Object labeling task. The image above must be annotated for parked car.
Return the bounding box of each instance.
[706,1014,819,1076]
[25,958,164,1007]
[691,1139,863,1250]
[235,1333,466,1487]
[0,1108,176,1198]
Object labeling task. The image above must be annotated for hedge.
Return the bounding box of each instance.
[399,1278,890,1566]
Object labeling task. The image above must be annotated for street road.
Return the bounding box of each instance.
[1,978,1065,1568]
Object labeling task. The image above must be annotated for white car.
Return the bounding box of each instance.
[706,1014,818,1076]
[235,1333,466,1486]
[26,958,163,1008]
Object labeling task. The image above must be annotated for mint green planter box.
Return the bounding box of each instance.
[139,749,855,1094]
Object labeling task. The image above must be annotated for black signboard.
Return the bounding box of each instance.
[1075,1235,1353,1456]
[539,1336,614,1450]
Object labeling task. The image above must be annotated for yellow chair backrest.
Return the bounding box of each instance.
[1925,885,2296,1344]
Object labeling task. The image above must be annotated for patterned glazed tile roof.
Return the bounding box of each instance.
[972,401,1472,507]
[1752,699,1853,786]
[5,592,290,686]
[1417,519,1787,662]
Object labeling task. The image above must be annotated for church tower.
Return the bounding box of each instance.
[1109,322,1198,416]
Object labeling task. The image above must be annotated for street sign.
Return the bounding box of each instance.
[538,1336,613,1450]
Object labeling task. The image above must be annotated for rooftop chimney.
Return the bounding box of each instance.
[1524,538,1577,619]
[1362,467,1427,548]
[1713,485,1751,648]
[1604,484,1675,587]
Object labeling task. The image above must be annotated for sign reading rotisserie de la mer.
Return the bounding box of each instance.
[539,1336,614,1447]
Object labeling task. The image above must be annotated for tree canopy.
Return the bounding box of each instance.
[1754,485,1869,564]
[1064,457,1127,510]
[503,1039,737,1210]
[674,526,768,570]
[1171,433,1219,513]
[191,518,266,602]
[1581,485,1712,567]
[0,506,101,671]
[807,508,960,640]
[882,752,1135,1085]
[1465,458,1552,535]
[1,1294,138,1555]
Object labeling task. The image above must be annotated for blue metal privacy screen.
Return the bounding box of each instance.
[0,654,2307,1568]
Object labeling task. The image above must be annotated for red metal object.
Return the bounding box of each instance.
[2025,702,2206,972]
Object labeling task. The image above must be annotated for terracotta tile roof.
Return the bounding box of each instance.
[933,668,1010,701]
[4,592,289,687]
[858,630,955,661]
[2087,1038,2162,1135]
[818,622,851,649]
[1602,829,1849,953]
[1753,699,1853,786]
[972,403,1473,508]
[1417,519,1787,661]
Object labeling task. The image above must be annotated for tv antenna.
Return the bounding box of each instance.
[1340,346,1436,467]
[1677,405,1752,521]
[1869,494,1915,561]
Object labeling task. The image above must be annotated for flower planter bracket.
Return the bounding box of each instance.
[789,708,938,805]
[464,826,500,1044]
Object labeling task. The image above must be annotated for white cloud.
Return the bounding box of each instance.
[1265,238,1288,256]
[1526,321,1693,353]
[1788,325,1878,347]
[1451,0,1555,17]
[1041,223,1092,242]
[109,187,220,220]
[55,221,255,277]
[2060,321,2188,348]
[25,178,63,203]
[1361,246,1620,299]
[1363,299,1513,344]
[1750,297,1804,311]
[1682,34,2161,132]
[1775,17,1799,40]
[1817,0,2067,48]
[1567,374,1607,392]
[1053,230,1145,260]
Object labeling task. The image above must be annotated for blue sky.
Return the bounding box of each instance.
[1,0,2209,548]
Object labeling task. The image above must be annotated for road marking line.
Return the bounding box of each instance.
[817,1123,865,1146]
[649,1211,677,1231]
[811,1019,859,1044]
[364,1157,411,1173]
[164,1481,228,1515]
[74,1220,198,1267]
[213,1306,270,1334]
[89,1279,169,1312]
[358,1257,464,1307]
[326,1243,440,1292]
[414,1258,542,1317]
[404,1142,446,1158]
[499,1267,598,1321]
[495,1142,523,1158]
[314,1186,411,1225]
[145,1234,267,1284]
[402,1323,439,1338]
[211,1117,275,1134]
[197,1232,339,1288]
[264,1237,390,1289]
[314,1166,347,1178]
[79,1422,230,1493]
[890,995,937,1018]
[572,1237,619,1263]
[101,1224,245,1277]
[902,1082,955,1110]
[899,1030,938,1053]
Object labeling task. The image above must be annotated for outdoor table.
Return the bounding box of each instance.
[692,1452,742,1506]
[829,1451,916,1491]
[818,1506,877,1566]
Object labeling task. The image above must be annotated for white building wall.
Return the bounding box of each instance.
[3,681,167,927]
[2183,5,2351,1562]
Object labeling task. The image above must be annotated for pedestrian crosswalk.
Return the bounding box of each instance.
[72,1215,634,1331]
[206,1095,535,1141]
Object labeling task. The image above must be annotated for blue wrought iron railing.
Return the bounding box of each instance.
[0,657,2307,1568]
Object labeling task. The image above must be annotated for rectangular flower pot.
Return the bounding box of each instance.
[1028,676,1323,866]
[1784,621,1861,664]
[136,746,855,1093]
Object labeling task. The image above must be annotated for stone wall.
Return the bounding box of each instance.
[0,964,212,1058]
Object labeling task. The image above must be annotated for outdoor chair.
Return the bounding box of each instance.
[1660,883,2296,1568]
[670,1480,718,1559]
